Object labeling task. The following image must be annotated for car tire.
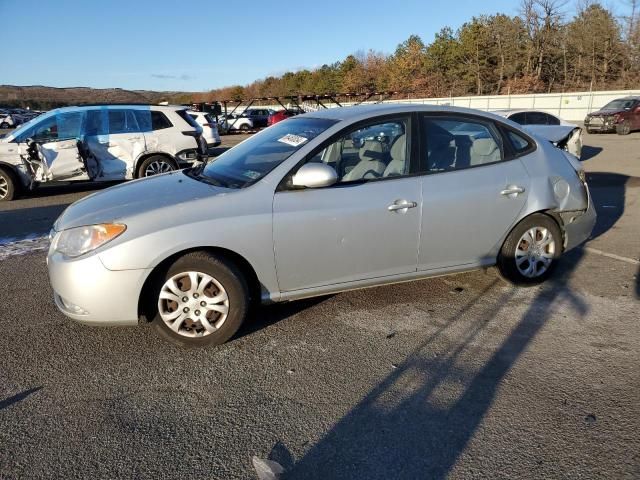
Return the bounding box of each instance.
[0,122,9,129]
[137,155,178,178]
[497,213,562,286]
[239,124,250,131]
[616,121,631,135]
[586,128,595,134]
[151,251,250,347]
[0,167,17,201]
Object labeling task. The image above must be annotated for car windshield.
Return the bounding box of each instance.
[188,117,336,188]
[602,99,636,110]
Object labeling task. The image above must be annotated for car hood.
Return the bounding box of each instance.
[587,108,624,116]
[55,170,230,231]
[523,125,577,143]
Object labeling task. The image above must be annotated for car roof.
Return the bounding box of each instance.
[300,103,510,123]
[46,104,186,115]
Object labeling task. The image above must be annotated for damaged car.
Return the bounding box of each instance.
[584,96,640,135]
[492,109,583,159]
[47,104,596,347]
[0,104,206,201]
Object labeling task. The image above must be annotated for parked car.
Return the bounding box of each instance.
[0,109,16,129]
[267,107,304,126]
[0,104,206,201]
[584,96,640,135]
[47,104,595,347]
[493,109,582,158]
[219,113,254,132]
[188,111,221,147]
[242,108,275,128]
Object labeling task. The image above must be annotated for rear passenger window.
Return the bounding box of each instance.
[509,112,527,125]
[150,111,172,130]
[107,110,139,134]
[506,130,534,154]
[422,116,503,172]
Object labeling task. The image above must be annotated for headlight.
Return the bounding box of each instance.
[52,223,126,257]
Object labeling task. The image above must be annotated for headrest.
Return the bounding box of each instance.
[471,138,498,156]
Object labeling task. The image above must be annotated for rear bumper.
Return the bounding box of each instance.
[48,250,150,326]
[563,186,597,252]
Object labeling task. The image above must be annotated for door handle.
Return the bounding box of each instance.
[500,186,525,196]
[388,200,418,212]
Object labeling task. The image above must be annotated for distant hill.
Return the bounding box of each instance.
[0,85,195,109]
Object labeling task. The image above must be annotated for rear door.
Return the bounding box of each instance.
[84,108,146,179]
[418,114,531,271]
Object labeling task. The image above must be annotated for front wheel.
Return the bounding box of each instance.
[497,214,562,286]
[616,121,631,135]
[0,122,9,129]
[138,155,178,178]
[0,167,17,201]
[151,252,249,347]
[239,124,250,131]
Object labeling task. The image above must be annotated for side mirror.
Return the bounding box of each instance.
[292,163,338,189]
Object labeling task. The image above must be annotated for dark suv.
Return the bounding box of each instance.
[242,108,275,128]
[584,97,640,135]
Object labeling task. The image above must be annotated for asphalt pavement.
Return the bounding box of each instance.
[0,131,638,479]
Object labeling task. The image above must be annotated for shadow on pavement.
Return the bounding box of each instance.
[0,387,42,411]
[281,171,628,479]
[580,145,603,161]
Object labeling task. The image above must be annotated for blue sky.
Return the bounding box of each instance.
[2,0,536,92]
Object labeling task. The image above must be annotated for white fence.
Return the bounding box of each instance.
[259,89,639,121]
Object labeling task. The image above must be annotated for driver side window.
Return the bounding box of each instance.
[305,118,410,183]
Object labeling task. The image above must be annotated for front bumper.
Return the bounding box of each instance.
[584,119,617,132]
[48,250,150,326]
[562,185,597,252]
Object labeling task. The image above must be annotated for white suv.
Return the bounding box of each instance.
[0,104,206,201]
[187,111,221,147]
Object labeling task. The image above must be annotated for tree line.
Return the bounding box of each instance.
[192,0,640,103]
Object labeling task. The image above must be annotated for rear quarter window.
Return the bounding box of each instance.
[150,111,173,130]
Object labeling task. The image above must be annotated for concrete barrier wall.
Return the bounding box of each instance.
[258,89,639,121]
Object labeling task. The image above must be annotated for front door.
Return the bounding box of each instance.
[273,115,422,292]
[32,110,88,181]
[417,114,531,271]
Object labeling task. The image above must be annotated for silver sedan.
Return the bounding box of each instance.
[47,104,596,346]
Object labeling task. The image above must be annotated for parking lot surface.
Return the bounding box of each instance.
[0,131,639,479]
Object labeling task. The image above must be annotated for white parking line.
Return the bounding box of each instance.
[0,235,49,260]
[584,247,640,266]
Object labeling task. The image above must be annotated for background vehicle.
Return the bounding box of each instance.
[47,104,595,347]
[584,96,640,135]
[267,107,304,126]
[242,108,274,128]
[188,110,221,147]
[493,109,583,158]
[0,104,205,201]
[219,113,254,132]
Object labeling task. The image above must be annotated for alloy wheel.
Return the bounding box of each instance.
[514,227,556,278]
[144,160,174,176]
[0,176,8,199]
[157,271,230,338]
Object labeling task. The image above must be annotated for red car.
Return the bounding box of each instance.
[267,107,304,126]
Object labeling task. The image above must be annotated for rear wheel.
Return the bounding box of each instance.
[138,155,178,178]
[0,167,17,201]
[0,122,9,129]
[239,123,250,131]
[497,214,562,286]
[151,252,249,347]
[616,121,631,135]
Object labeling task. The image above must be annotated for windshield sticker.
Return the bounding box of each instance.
[243,170,262,180]
[277,134,308,147]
